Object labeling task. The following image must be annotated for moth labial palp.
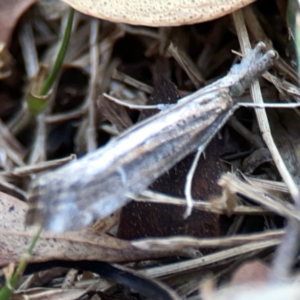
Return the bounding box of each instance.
[26,42,276,233]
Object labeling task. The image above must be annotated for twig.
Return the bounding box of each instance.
[132,229,284,251]
[133,189,272,214]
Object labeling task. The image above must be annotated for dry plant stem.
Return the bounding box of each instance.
[18,20,39,78]
[218,174,299,221]
[264,72,298,101]
[227,115,264,149]
[17,274,36,290]
[233,10,299,201]
[0,176,26,197]
[132,229,284,251]
[104,93,160,110]
[28,113,47,165]
[226,215,244,235]
[134,190,269,214]
[167,43,204,88]
[20,289,85,299]
[239,102,300,108]
[140,240,280,278]
[112,70,154,94]
[8,102,32,136]
[177,277,204,299]
[263,71,300,106]
[7,28,40,136]
[44,107,85,123]
[118,23,159,39]
[233,9,300,280]
[85,19,99,152]
[103,58,122,93]
[243,175,290,193]
[8,154,76,176]
[0,119,26,166]
[98,26,125,94]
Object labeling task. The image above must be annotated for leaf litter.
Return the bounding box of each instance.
[1,0,300,299]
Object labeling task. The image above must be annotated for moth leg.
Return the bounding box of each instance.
[184,145,205,218]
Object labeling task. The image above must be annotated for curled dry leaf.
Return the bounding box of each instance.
[0,0,36,44]
[61,0,257,26]
[0,0,36,78]
[0,0,37,45]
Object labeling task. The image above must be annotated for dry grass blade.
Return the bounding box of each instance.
[0,0,36,46]
[133,190,270,214]
[132,230,284,251]
[232,9,299,201]
[141,240,280,278]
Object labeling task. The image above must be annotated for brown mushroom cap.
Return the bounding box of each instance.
[61,0,257,26]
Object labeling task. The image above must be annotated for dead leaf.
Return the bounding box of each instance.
[230,260,269,285]
[0,191,185,267]
[0,0,36,45]
[0,118,26,169]
[0,0,36,79]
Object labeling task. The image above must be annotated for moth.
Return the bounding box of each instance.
[26,42,276,232]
